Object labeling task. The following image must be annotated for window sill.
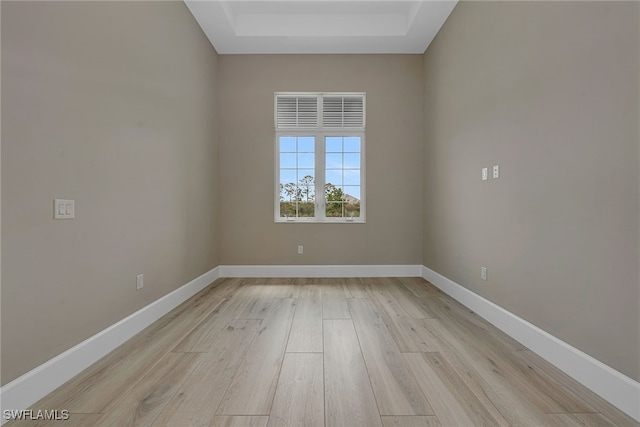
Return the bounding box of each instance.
[275,218,365,224]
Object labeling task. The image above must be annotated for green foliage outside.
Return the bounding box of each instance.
[280,176,360,218]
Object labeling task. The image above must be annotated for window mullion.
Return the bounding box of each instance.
[315,96,322,222]
[316,132,325,221]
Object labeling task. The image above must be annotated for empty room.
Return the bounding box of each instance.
[1,1,639,426]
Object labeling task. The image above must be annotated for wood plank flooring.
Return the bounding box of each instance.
[8,277,638,427]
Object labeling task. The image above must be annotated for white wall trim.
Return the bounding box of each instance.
[219,264,423,278]
[0,266,220,425]
[421,265,640,422]
[4,264,637,424]
[0,263,414,421]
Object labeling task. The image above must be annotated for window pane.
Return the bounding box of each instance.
[298,175,315,202]
[345,202,360,218]
[343,153,360,169]
[343,186,360,200]
[298,137,315,152]
[280,153,296,169]
[280,202,297,218]
[280,184,299,201]
[298,153,314,169]
[325,170,342,186]
[297,169,315,182]
[298,201,315,217]
[280,170,296,185]
[326,137,342,152]
[324,135,362,219]
[325,181,344,219]
[326,153,342,169]
[343,170,360,186]
[280,137,297,152]
[344,137,360,152]
[326,201,344,218]
[278,136,315,218]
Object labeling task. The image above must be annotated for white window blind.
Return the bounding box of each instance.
[275,95,318,129]
[275,93,365,130]
[322,95,365,129]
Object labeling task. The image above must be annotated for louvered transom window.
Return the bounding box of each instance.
[275,92,366,223]
[322,95,365,129]
[276,95,318,129]
[275,93,365,131]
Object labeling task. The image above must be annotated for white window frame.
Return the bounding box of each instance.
[274,92,366,223]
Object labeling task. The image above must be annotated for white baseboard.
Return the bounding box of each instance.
[422,265,640,422]
[1,263,413,421]
[0,266,220,425]
[219,264,423,278]
[4,264,637,424]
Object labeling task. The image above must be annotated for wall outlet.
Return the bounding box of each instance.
[481,267,487,281]
[297,245,304,254]
[492,165,500,179]
[136,274,144,290]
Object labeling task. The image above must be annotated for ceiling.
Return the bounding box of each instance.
[184,1,458,54]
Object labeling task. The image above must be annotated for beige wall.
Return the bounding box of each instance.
[1,1,219,384]
[3,0,638,392]
[218,55,424,265]
[423,1,640,381]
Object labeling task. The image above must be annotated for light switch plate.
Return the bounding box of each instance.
[482,168,488,181]
[54,199,75,219]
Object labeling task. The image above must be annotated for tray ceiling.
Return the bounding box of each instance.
[184,1,458,54]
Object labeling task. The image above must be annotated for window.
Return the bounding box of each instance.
[275,92,365,222]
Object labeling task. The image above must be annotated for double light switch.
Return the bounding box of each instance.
[54,199,75,219]
[482,165,500,181]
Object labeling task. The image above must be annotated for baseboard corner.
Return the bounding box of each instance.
[0,265,220,424]
[421,265,640,422]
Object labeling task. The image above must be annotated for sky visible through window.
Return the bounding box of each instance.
[279,136,361,200]
[326,136,361,200]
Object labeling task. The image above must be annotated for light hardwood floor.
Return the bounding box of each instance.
[8,277,639,427]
